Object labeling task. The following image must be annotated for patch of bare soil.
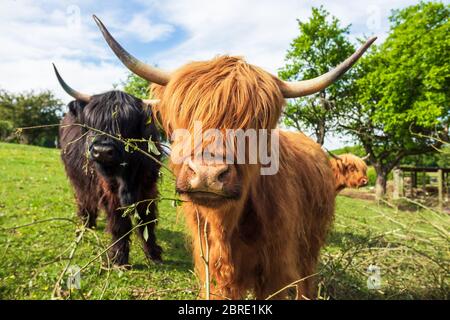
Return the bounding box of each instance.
[339,188,376,201]
[340,186,450,213]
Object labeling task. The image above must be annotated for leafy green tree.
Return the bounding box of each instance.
[436,145,450,167]
[122,72,168,141]
[122,72,150,99]
[279,2,449,199]
[278,6,355,145]
[401,149,450,168]
[0,90,64,147]
[338,2,449,199]
[0,120,14,140]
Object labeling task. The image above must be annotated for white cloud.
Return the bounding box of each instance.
[0,0,420,148]
[0,58,127,101]
[134,0,418,149]
[123,14,174,43]
[0,0,173,105]
[141,0,418,74]
[145,0,309,72]
[0,1,121,106]
[0,0,420,93]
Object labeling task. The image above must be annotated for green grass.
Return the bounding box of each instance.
[0,142,448,300]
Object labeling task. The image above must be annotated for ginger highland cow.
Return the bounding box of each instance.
[94,15,375,298]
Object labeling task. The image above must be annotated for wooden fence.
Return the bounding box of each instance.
[393,166,450,210]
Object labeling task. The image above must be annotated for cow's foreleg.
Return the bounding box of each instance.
[106,207,132,267]
[75,192,98,228]
[136,199,162,263]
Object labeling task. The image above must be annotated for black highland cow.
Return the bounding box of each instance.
[54,64,162,266]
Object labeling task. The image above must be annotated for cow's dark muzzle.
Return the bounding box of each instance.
[90,143,117,163]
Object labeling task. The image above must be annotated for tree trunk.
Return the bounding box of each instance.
[316,123,325,146]
[375,167,388,200]
[315,93,328,146]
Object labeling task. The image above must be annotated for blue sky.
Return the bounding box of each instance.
[0,0,425,148]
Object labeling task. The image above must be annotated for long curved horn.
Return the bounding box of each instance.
[278,37,377,98]
[52,63,91,102]
[93,15,171,86]
[326,148,342,161]
[361,153,370,161]
[142,99,160,106]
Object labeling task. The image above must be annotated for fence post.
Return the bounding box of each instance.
[422,170,427,192]
[409,171,414,197]
[446,172,449,201]
[438,169,443,211]
[393,168,403,200]
[412,171,417,188]
[400,169,404,197]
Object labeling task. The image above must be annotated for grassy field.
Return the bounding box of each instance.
[0,142,448,300]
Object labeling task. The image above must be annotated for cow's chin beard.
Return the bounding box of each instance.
[92,159,120,175]
[178,190,241,208]
[95,167,137,208]
[118,188,137,207]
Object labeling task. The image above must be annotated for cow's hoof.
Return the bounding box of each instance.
[151,257,163,265]
[115,263,132,270]
[109,250,130,268]
[144,244,163,264]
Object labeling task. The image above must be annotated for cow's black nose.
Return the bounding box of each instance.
[91,144,115,162]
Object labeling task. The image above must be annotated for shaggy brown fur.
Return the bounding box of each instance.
[329,153,368,193]
[155,56,284,135]
[152,56,335,299]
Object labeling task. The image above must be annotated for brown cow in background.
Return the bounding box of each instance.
[329,153,369,193]
[94,15,375,299]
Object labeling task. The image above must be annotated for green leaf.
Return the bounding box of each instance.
[133,209,140,221]
[147,139,161,155]
[143,226,149,241]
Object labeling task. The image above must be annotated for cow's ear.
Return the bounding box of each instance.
[336,159,348,172]
[67,100,86,117]
[141,100,160,129]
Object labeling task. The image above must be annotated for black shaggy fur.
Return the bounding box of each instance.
[59,91,162,266]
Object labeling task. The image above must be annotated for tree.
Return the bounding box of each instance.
[338,2,449,199]
[0,90,64,147]
[279,2,449,199]
[0,120,14,140]
[122,72,150,99]
[122,72,168,141]
[436,145,450,167]
[401,151,450,168]
[278,6,355,145]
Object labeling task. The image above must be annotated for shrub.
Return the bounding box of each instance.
[0,120,14,140]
